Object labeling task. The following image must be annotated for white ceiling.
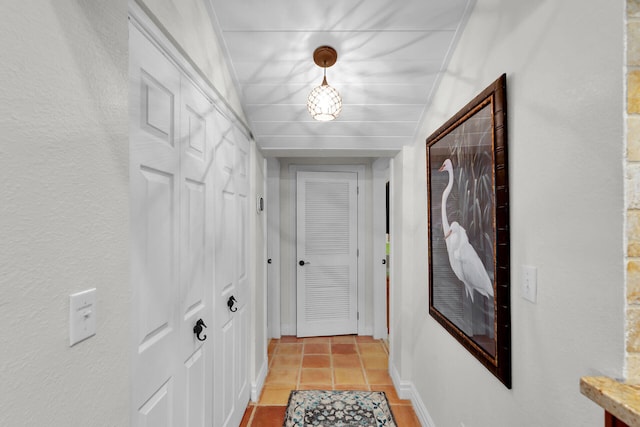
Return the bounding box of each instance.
[207,0,474,157]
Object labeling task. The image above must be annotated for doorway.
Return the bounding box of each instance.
[295,170,359,337]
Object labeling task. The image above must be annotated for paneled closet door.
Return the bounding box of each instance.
[130,23,214,427]
[296,171,358,337]
[212,112,250,427]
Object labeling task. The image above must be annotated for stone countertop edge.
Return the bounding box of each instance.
[580,376,640,426]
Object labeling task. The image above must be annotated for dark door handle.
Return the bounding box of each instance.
[193,319,207,341]
[299,260,310,266]
[227,296,237,312]
[267,258,272,264]
[382,259,386,265]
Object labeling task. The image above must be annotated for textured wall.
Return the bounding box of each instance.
[390,0,625,426]
[0,1,130,425]
[626,0,640,382]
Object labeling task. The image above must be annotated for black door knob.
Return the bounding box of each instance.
[267,258,272,264]
[193,319,207,341]
[299,260,305,266]
[227,295,237,312]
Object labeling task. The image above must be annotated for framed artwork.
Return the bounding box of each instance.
[426,74,511,388]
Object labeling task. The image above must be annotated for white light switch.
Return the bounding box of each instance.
[69,288,96,346]
[521,265,537,303]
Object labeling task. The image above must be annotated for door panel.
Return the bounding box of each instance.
[296,171,358,337]
[130,24,181,425]
[178,74,214,427]
[213,114,250,427]
[131,23,213,427]
[137,380,173,427]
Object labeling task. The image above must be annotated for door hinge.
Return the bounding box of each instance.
[357,312,359,320]
[357,186,359,195]
[357,249,359,257]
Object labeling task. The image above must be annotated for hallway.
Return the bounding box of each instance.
[240,336,420,426]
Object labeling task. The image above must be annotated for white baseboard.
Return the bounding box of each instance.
[359,326,374,336]
[389,361,435,427]
[251,356,269,402]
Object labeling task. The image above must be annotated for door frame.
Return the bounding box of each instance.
[288,164,366,335]
[372,158,390,339]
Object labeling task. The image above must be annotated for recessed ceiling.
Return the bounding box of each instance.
[207,0,474,157]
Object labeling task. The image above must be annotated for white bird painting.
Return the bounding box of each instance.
[438,158,494,302]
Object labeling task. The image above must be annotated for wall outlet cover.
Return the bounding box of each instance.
[69,288,96,346]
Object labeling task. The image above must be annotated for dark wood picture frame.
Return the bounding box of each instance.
[426,74,511,388]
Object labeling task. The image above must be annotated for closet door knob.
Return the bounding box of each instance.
[227,296,238,312]
[193,319,207,341]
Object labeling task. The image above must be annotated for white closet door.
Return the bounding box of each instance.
[296,171,358,337]
[130,23,213,427]
[212,112,250,427]
[178,74,215,427]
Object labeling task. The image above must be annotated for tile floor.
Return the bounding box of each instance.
[240,335,421,426]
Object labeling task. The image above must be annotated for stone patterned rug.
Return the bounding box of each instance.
[283,390,397,427]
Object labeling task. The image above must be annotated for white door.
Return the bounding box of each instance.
[296,171,358,337]
[212,113,250,427]
[130,24,213,427]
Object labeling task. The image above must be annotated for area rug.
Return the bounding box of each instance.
[283,390,397,427]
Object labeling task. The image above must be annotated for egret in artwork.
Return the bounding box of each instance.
[438,158,494,302]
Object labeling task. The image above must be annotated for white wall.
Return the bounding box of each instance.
[0,2,130,425]
[390,0,625,426]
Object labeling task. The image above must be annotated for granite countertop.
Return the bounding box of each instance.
[580,376,640,426]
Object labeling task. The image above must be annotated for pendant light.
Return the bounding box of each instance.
[307,46,342,121]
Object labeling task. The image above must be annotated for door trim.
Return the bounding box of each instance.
[289,164,366,335]
[372,158,390,339]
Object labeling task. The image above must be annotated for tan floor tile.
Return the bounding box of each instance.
[265,368,298,386]
[332,335,356,343]
[302,355,331,368]
[277,343,303,355]
[258,386,293,405]
[357,342,386,355]
[361,354,388,369]
[332,343,357,354]
[390,405,421,426]
[333,354,362,368]
[270,354,302,368]
[334,367,366,384]
[304,343,331,354]
[303,337,331,344]
[252,406,288,427]
[279,336,302,343]
[248,336,419,426]
[334,384,370,391]
[365,369,393,385]
[300,368,332,386]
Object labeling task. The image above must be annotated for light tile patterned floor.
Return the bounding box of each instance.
[240,335,421,427]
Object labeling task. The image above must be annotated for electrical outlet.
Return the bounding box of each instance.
[521,265,537,303]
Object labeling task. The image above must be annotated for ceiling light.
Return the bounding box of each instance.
[307,46,342,121]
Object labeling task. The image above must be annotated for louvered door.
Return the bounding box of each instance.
[296,171,358,337]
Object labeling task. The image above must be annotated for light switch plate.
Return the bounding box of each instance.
[521,265,537,303]
[69,288,96,346]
